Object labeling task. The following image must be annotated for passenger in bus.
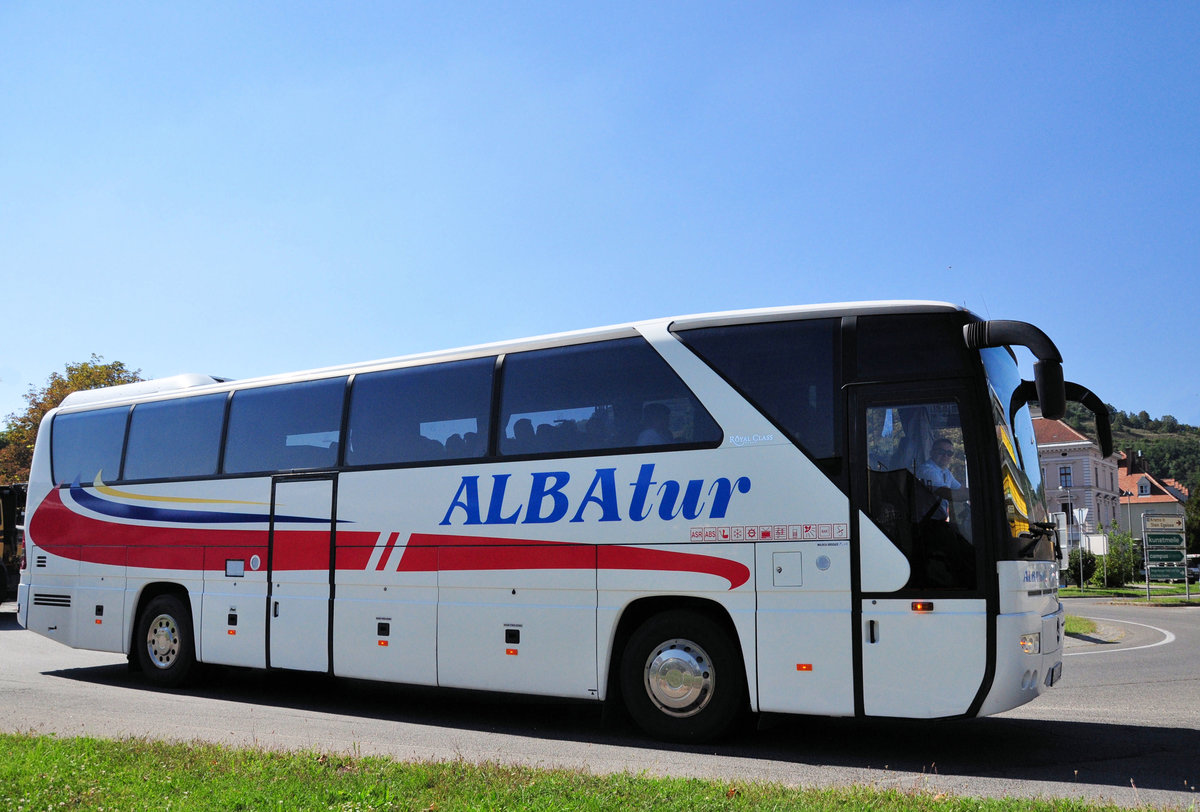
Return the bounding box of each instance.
[510,418,536,453]
[637,402,672,446]
[917,438,965,520]
[444,433,468,458]
[535,422,557,451]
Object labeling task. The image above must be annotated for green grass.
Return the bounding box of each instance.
[1059,582,1200,601]
[0,732,1142,811]
[1063,615,1096,636]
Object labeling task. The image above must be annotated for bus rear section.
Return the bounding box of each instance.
[19,302,1097,740]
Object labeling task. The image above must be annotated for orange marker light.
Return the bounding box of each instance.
[796,663,813,671]
[912,601,935,613]
[95,619,102,625]
[506,648,519,656]
[227,629,236,635]
[378,640,389,647]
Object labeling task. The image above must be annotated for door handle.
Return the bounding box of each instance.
[866,619,879,644]
[273,601,279,618]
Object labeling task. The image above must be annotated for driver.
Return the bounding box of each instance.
[917,438,966,520]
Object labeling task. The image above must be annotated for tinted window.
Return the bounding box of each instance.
[677,319,840,460]
[224,378,346,474]
[855,314,971,380]
[499,337,721,456]
[346,358,493,466]
[863,400,975,590]
[52,406,129,486]
[124,394,227,480]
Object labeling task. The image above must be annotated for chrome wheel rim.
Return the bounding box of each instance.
[146,613,180,670]
[643,638,714,718]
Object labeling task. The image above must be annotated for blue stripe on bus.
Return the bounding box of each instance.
[69,481,343,526]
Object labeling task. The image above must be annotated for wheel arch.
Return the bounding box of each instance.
[603,595,752,710]
[128,582,195,657]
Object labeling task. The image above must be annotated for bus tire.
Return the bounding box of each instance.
[135,594,195,688]
[619,609,745,742]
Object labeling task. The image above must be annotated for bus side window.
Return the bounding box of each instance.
[675,318,841,469]
[864,403,975,590]
[124,394,226,481]
[223,378,346,474]
[498,338,721,458]
[51,406,130,486]
[345,357,494,467]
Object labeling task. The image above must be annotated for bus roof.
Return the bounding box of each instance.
[53,300,963,412]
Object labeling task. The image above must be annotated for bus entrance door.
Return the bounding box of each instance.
[268,476,336,673]
[851,389,988,718]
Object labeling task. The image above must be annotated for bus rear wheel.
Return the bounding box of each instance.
[135,594,195,688]
[619,609,745,742]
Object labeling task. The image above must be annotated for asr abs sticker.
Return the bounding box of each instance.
[689,523,850,542]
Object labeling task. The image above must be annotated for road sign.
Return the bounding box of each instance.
[1142,514,1190,599]
[1147,549,1185,563]
[1145,532,1186,548]
[1145,515,1184,531]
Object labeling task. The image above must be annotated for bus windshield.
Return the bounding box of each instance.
[980,347,1051,560]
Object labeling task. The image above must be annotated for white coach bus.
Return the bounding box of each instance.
[17,302,1111,741]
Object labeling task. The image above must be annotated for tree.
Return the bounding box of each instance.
[1066,548,1097,587]
[0,356,142,482]
[1092,525,1138,587]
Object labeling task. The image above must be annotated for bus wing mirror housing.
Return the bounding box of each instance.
[963,320,1066,420]
[1009,379,1113,459]
[1064,381,1113,458]
[1034,359,1066,421]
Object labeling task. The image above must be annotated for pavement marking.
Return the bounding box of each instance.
[1064,616,1174,657]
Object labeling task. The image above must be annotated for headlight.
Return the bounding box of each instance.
[1019,633,1041,655]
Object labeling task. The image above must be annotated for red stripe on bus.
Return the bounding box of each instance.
[376,532,401,571]
[29,490,752,589]
[403,533,750,590]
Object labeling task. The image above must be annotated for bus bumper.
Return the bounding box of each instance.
[976,600,1064,716]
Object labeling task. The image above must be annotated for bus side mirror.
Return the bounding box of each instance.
[964,319,1066,420]
[1064,381,1113,458]
[1034,360,1066,421]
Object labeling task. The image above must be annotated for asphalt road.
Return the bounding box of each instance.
[2,597,1198,808]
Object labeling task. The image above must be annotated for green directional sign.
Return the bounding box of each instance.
[1148,549,1186,563]
[1146,532,1186,548]
[1142,514,1190,597]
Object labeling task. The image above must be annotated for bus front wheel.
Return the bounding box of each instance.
[135,594,195,688]
[619,609,745,742]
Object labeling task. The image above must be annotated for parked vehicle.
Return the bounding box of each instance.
[0,483,26,598]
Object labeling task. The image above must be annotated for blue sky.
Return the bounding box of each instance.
[3,3,1198,426]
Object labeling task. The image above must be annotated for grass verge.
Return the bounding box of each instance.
[1063,615,1096,636]
[1059,583,1200,602]
[0,732,1141,811]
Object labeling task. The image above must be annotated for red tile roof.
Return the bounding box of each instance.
[1163,478,1191,499]
[1033,418,1091,446]
[1118,471,1187,505]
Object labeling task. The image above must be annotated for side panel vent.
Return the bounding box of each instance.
[33,593,71,608]
[36,556,48,568]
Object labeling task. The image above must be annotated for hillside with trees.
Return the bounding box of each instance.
[1064,403,1200,488]
[1063,402,1200,544]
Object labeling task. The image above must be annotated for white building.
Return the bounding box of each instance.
[1033,417,1121,547]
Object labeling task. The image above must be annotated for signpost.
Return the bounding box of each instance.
[1074,507,1089,588]
[1141,514,1188,601]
